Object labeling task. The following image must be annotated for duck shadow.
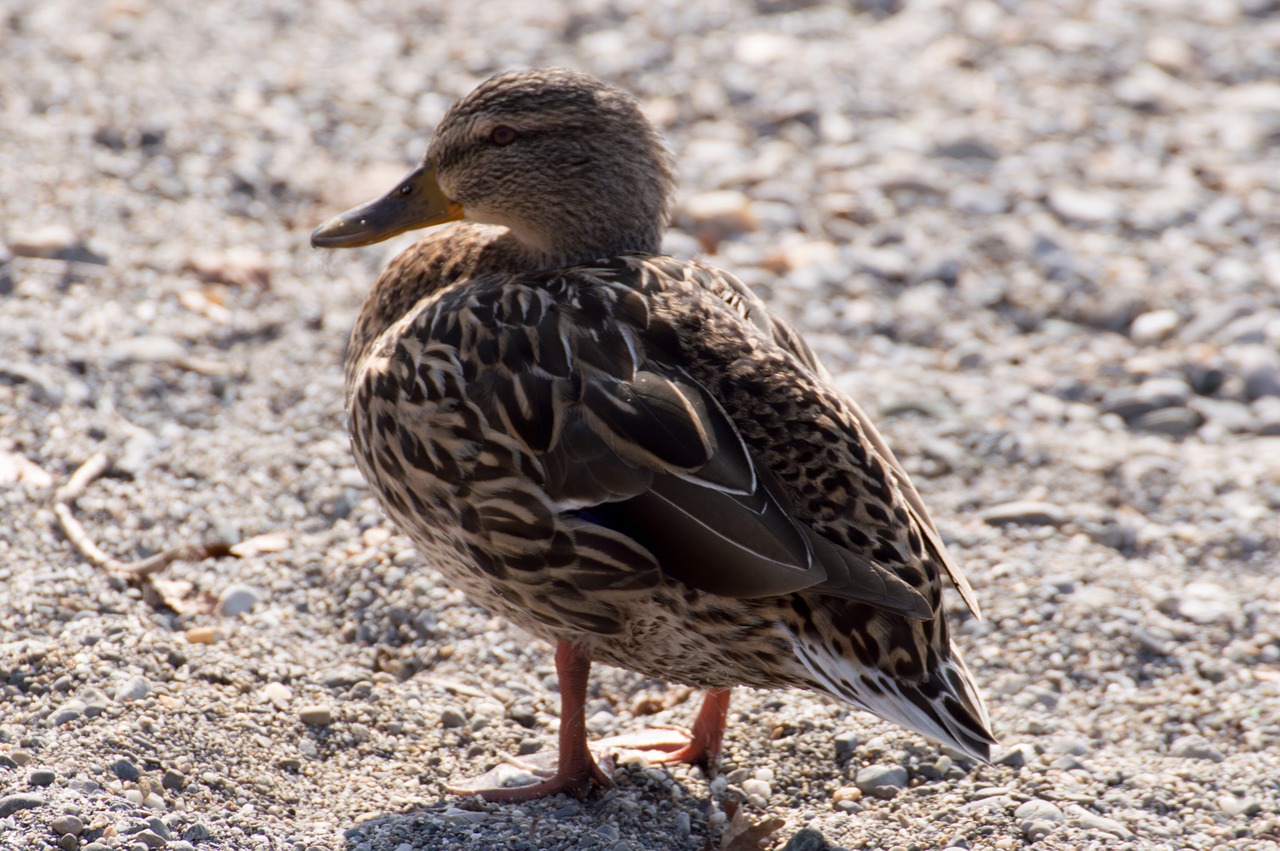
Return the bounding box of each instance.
[340,774,850,851]
[340,767,711,851]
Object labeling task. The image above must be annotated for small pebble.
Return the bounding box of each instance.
[1129,309,1180,343]
[51,700,87,726]
[1169,734,1225,762]
[832,786,862,803]
[979,501,1069,527]
[181,822,212,843]
[552,802,580,819]
[439,707,467,729]
[298,705,333,726]
[28,768,56,786]
[218,584,261,617]
[1015,799,1064,822]
[854,764,908,796]
[585,710,615,734]
[1047,187,1120,224]
[742,777,771,806]
[51,814,84,836]
[146,816,171,839]
[134,830,167,848]
[1175,582,1235,625]
[995,744,1035,768]
[114,676,151,703]
[833,730,860,760]
[161,769,186,791]
[507,705,537,728]
[112,759,142,782]
[184,627,222,645]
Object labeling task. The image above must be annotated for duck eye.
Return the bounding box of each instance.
[489,125,518,146]
[398,182,414,196]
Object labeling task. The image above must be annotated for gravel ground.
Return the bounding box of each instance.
[3,0,1279,849]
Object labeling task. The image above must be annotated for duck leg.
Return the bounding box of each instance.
[592,688,732,770]
[448,641,613,802]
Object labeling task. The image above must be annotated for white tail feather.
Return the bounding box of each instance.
[789,631,996,762]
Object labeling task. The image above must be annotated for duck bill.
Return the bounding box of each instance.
[310,164,464,249]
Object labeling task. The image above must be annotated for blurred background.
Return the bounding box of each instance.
[2,1,1278,849]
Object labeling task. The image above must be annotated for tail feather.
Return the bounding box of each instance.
[790,633,996,762]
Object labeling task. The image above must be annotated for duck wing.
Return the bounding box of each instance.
[636,255,982,619]
[415,265,932,618]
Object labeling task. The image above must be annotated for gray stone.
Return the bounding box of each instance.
[854,764,908,796]
[181,822,212,843]
[0,793,45,818]
[51,699,87,726]
[995,743,1035,768]
[28,768,55,786]
[979,501,1069,527]
[506,705,537,728]
[781,829,828,851]
[113,759,142,781]
[218,584,260,617]
[146,817,171,840]
[161,769,186,791]
[1015,799,1065,822]
[319,666,367,688]
[1101,379,1192,422]
[114,676,152,703]
[51,815,84,836]
[440,706,467,729]
[134,830,167,848]
[1169,734,1225,762]
[1131,406,1204,437]
[833,730,860,760]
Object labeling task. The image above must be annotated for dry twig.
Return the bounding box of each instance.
[53,452,231,609]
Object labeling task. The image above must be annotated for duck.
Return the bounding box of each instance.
[311,67,995,802]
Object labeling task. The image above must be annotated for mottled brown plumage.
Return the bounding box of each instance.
[313,67,994,800]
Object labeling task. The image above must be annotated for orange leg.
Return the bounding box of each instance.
[449,642,612,802]
[593,687,732,770]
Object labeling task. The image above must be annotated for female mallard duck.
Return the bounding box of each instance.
[312,67,994,801]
